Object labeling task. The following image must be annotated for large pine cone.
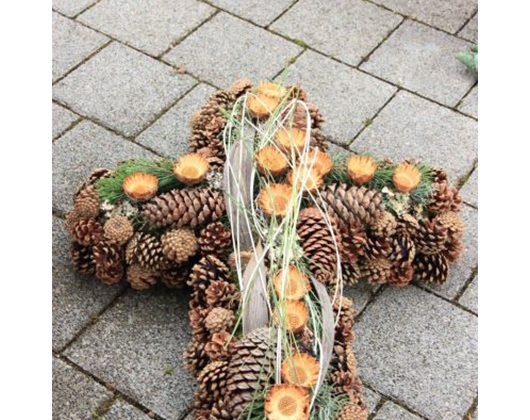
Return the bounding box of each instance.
[125,232,170,271]
[93,242,124,285]
[413,253,449,284]
[70,242,95,274]
[198,222,232,258]
[188,255,230,308]
[141,187,225,229]
[72,218,104,246]
[297,207,341,284]
[193,361,230,411]
[73,185,100,218]
[413,219,448,255]
[126,264,158,290]
[318,183,385,230]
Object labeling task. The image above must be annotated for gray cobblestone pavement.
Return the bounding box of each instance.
[52,1,478,418]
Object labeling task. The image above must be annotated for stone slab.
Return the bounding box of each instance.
[136,83,216,157]
[53,357,111,419]
[53,262,123,351]
[422,205,477,299]
[370,0,477,34]
[105,400,149,419]
[373,401,421,420]
[53,103,79,140]
[164,13,302,87]
[52,11,108,82]
[78,0,215,56]
[52,121,155,214]
[343,281,380,315]
[54,43,196,137]
[65,288,196,420]
[53,0,98,17]
[458,86,478,119]
[459,276,478,314]
[282,51,396,145]
[361,21,476,106]
[460,166,478,207]
[52,215,71,267]
[353,90,477,181]
[363,387,381,415]
[271,0,402,66]
[208,0,295,26]
[355,286,477,420]
[458,13,478,43]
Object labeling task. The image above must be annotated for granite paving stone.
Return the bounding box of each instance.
[53,357,112,419]
[52,12,109,82]
[53,103,80,139]
[361,21,476,106]
[54,43,196,136]
[65,288,196,420]
[355,286,477,419]
[282,51,396,145]
[459,276,478,314]
[363,387,381,415]
[78,0,215,57]
[104,400,149,419]
[421,204,477,299]
[458,86,478,119]
[343,281,380,315]
[271,0,402,66]
[370,0,477,34]
[460,166,478,207]
[458,13,478,43]
[52,215,70,267]
[53,121,156,214]
[207,0,295,27]
[136,83,216,157]
[353,90,477,180]
[53,262,123,351]
[52,0,98,18]
[373,401,422,420]
[163,13,302,87]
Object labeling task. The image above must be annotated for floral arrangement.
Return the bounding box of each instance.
[63,79,465,419]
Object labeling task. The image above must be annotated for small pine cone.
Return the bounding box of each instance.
[70,242,95,274]
[389,261,414,287]
[333,296,356,327]
[442,238,464,263]
[331,370,356,394]
[126,264,158,290]
[388,233,416,265]
[190,307,211,342]
[363,235,392,260]
[198,222,232,257]
[93,242,124,285]
[339,220,367,264]
[428,181,461,214]
[160,263,192,289]
[286,84,308,102]
[308,103,324,130]
[193,410,212,420]
[204,331,236,362]
[337,397,368,420]
[103,215,134,245]
[361,258,393,284]
[371,211,397,236]
[188,255,230,307]
[184,339,209,375]
[413,218,448,255]
[64,210,83,236]
[161,228,199,263]
[397,214,420,234]
[342,262,362,286]
[332,343,357,376]
[413,253,449,284]
[309,129,329,151]
[227,79,253,97]
[205,280,240,311]
[125,232,170,271]
[335,319,355,345]
[194,360,230,411]
[72,218,104,246]
[74,185,100,218]
[436,211,465,241]
[141,187,225,229]
[205,308,235,334]
[432,168,448,184]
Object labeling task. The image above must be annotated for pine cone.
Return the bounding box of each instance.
[160,263,192,289]
[397,213,420,234]
[297,207,341,284]
[70,242,95,274]
[332,343,357,376]
[442,238,464,263]
[308,103,324,130]
[227,79,253,97]
[361,258,392,284]
[205,307,235,334]
[318,183,385,231]
[125,232,170,271]
[436,211,465,241]
[188,255,230,308]
[73,185,100,218]
[428,181,462,214]
[190,307,211,342]
[93,242,124,285]
[342,262,362,286]
[184,339,209,375]
[205,280,240,311]
[363,234,392,260]
[371,211,397,236]
[64,211,83,236]
[141,187,225,229]
[198,222,232,257]
[331,370,356,395]
[388,233,416,265]
[126,264,158,290]
[286,84,308,102]
[103,215,134,245]
[193,361,230,411]
[339,220,367,264]
[161,228,199,263]
[72,218,104,246]
[335,319,355,345]
[413,218,448,255]
[309,129,329,151]
[333,296,356,327]
[337,397,368,420]
[413,253,449,284]
[204,331,236,362]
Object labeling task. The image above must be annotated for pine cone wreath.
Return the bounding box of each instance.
[73,185,100,218]
[204,307,235,335]
[70,242,95,275]
[193,360,230,411]
[125,232,170,271]
[412,253,449,284]
[205,280,240,311]
[93,242,124,285]
[141,187,225,229]
[413,218,448,255]
[198,222,232,257]
[161,228,199,264]
[103,215,134,245]
[126,264,158,290]
[72,218,104,246]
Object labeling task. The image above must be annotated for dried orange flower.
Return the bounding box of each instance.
[273,266,311,300]
[275,127,308,152]
[302,148,333,176]
[393,162,421,192]
[173,153,209,185]
[122,172,158,201]
[257,183,293,217]
[255,146,289,176]
[248,81,286,118]
[281,353,320,388]
[346,154,377,185]
[274,300,309,334]
[265,384,310,420]
[287,166,323,193]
